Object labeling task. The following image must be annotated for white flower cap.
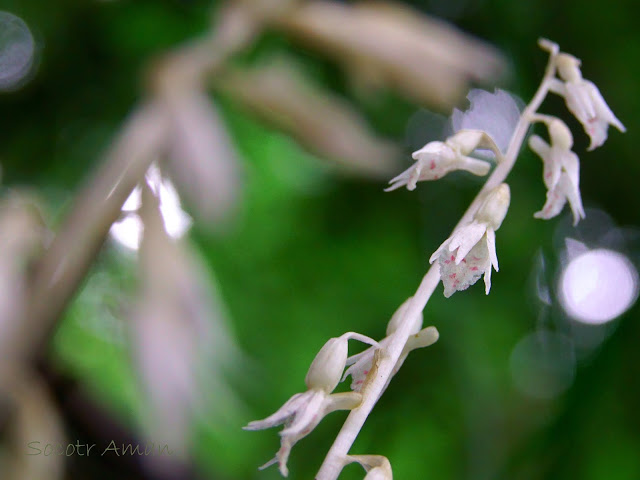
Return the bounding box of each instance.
[305,337,349,393]
[474,183,511,230]
[305,332,378,393]
[555,53,582,82]
[548,118,573,150]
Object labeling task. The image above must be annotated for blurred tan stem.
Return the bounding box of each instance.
[19,3,260,362]
[21,102,168,359]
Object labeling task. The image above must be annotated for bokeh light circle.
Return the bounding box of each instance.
[0,12,35,91]
[559,249,638,325]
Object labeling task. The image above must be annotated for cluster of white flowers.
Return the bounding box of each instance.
[385,40,624,298]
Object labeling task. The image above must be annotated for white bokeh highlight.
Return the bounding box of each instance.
[0,12,35,91]
[559,248,638,325]
[110,165,192,251]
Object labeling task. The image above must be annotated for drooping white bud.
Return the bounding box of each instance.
[305,337,348,393]
[305,333,378,392]
[474,183,511,230]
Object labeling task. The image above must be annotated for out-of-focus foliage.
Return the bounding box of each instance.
[1,0,639,479]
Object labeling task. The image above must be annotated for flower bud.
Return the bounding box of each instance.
[555,53,582,82]
[474,183,510,230]
[305,336,349,393]
[548,119,573,150]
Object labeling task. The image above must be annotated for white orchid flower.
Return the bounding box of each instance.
[244,333,377,477]
[529,118,585,225]
[385,130,501,192]
[549,53,625,150]
[429,184,510,297]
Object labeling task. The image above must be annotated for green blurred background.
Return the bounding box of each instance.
[0,0,638,479]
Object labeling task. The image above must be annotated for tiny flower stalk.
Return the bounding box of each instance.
[347,455,393,480]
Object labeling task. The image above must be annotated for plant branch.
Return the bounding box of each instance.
[315,39,559,480]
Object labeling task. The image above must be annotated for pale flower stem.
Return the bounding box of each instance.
[529,113,556,125]
[315,42,559,480]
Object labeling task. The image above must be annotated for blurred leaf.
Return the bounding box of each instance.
[277,1,505,108]
[217,57,402,178]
